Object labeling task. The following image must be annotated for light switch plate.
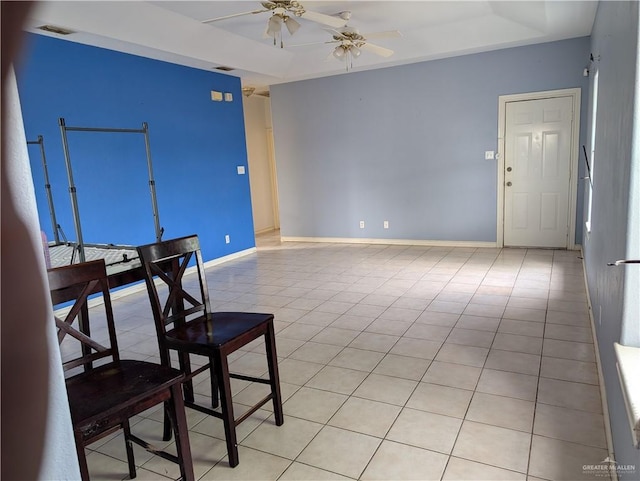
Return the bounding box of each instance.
[224,92,233,102]
[211,91,223,101]
[237,165,246,175]
[485,150,495,160]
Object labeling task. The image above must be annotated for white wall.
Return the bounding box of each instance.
[244,95,277,234]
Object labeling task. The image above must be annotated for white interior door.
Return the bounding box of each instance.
[504,96,573,248]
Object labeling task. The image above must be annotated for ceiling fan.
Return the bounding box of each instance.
[328,26,401,61]
[202,1,347,48]
[292,21,401,70]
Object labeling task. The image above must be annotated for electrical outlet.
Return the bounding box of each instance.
[359,221,365,229]
[225,234,230,244]
[383,220,389,229]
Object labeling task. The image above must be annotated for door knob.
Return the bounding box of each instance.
[506,181,512,187]
[506,167,512,172]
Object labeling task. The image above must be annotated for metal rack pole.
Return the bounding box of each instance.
[142,122,163,242]
[58,118,163,244]
[58,118,86,263]
[27,135,60,244]
[63,126,147,134]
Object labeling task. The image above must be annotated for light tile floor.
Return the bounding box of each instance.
[82,231,611,480]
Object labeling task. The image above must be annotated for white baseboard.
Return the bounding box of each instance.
[255,227,277,235]
[581,248,618,480]
[281,236,498,248]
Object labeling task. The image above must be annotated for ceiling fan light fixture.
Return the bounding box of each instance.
[350,45,361,58]
[284,16,301,35]
[267,14,283,37]
[333,45,347,60]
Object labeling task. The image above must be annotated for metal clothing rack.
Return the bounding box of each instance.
[58,118,163,263]
[27,135,61,244]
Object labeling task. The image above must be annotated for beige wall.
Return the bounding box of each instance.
[243,95,278,234]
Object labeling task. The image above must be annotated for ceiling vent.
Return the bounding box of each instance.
[215,66,235,72]
[37,25,75,35]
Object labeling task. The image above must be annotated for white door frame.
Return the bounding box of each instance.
[497,88,581,250]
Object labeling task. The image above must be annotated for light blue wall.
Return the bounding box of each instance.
[17,34,255,262]
[271,38,590,243]
[583,1,640,476]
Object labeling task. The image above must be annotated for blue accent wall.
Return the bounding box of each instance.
[17,34,255,262]
[271,38,590,244]
[583,1,640,476]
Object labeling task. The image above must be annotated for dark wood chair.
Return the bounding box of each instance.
[136,235,284,467]
[48,259,194,481]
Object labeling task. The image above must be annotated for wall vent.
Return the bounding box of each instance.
[37,25,75,35]
[215,66,235,72]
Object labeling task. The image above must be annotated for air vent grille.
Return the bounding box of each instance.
[215,66,235,72]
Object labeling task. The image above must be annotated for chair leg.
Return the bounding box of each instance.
[159,346,177,442]
[178,351,194,403]
[162,401,173,442]
[74,431,91,481]
[209,357,219,409]
[265,322,284,426]
[122,421,137,479]
[166,384,195,481]
[214,351,239,467]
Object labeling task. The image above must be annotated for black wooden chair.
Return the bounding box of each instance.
[48,259,194,481]
[136,235,284,467]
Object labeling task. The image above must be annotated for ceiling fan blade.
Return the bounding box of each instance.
[362,30,402,40]
[202,9,268,23]
[288,40,339,48]
[300,10,348,28]
[361,42,394,57]
[323,27,347,38]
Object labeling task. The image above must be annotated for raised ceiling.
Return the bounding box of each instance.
[24,1,598,88]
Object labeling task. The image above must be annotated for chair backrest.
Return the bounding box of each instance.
[137,235,212,339]
[48,259,120,372]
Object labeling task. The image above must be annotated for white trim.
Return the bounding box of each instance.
[281,236,497,248]
[581,250,618,479]
[255,227,277,236]
[614,342,640,449]
[497,88,581,249]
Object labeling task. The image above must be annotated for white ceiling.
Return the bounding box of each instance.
[24,1,598,89]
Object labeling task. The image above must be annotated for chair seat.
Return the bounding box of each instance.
[66,360,184,434]
[165,312,274,351]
